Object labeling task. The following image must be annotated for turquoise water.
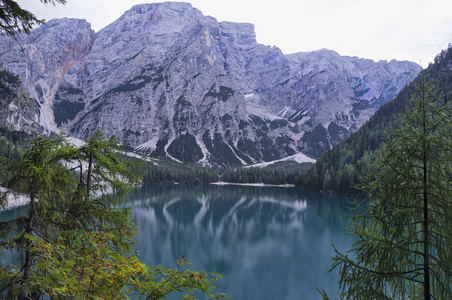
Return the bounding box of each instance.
[129,184,355,299]
[0,185,355,299]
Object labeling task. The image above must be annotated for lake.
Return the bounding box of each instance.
[128,184,355,299]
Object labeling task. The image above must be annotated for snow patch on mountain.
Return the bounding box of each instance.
[0,2,420,166]
[244,153,316,169]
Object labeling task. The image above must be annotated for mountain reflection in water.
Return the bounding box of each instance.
[128,184,355,300]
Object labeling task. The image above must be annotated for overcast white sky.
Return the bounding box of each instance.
[17,0,452,67]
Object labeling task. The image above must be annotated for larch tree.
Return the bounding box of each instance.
[0,134,74,299]
[322,74,452,299]
[0,132,227,299]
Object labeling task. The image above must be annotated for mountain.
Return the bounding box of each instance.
[0,69,42,133]
[296,45,452,196]
[0,2,420,166]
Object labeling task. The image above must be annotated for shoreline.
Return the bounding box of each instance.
[0,187,29,210]
[0,182,296,210]
[210,181,295,188]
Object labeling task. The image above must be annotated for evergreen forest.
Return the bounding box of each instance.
[0,132,228,299]
[1,1,452,299]
[296,45,452,196]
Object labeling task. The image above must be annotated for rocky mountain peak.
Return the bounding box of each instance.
[112,2,205,34]
[220,22,257,47]
[0,2,421,165]
[129,3,161,14]
[20,18,94,75]
[129,1,197,14]
[0,18,94,131]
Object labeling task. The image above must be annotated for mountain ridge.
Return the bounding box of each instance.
[0,2,420,166]
[296,45,452,196]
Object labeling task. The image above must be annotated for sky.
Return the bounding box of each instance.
[16,0,452,67]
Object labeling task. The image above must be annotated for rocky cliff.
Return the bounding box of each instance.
[0,2,420,165]
[0,70,41,133]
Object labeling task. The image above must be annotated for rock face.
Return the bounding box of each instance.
[0,18,94,132]
[0,2,420,165]
[0,70,41,133]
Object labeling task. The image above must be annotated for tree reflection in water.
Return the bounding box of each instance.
[129,184,355,300]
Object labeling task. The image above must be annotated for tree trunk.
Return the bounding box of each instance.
[423,153,430,300]
[86,152,93,200]
[421,81,430,300]
[18,179,36,300]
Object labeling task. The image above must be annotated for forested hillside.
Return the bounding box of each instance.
[296,45,452,196]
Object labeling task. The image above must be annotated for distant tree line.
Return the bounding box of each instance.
[0,132,227,299]
[0,127,309,188]
[320,72,452,300]
[222,167,296,185]
[142,163,219,184]
[0,127,29,181]
[296,45,452,197]
[0,70,21,96]
[221,162,311,185]
[141,161,312,185]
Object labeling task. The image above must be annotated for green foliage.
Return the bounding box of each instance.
[0,134,75,299]
[275,136,295,156]
[142,161,219,185]
[110,75,152,93]
[137,256,227,300]
[150,138,169,158]
[53,99,85,126]
[143,142,312,185]
[167,133,204,164]
[0,0,66,40]
[205,86,234,102]
[141,159,312,186]
[0,69,21,97]
[238,120,248,129]
[327,122,348,146]
[0,127,28,181]
[0,132,226,299]
[57,85,83,95]
[220,114,233,124]
[202,132,243,167]
[297,45,452,196]
[257,132,280,162]
[324,74,452,299]
[270,118,288,130]
[23,231,227,300]
[250,115,269,132]
[221,162,312,185]
[300,124,330,158]
[237,138,261,162]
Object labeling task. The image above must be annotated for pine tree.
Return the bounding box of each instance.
[60,131,140,249]
[0,134,74,299]
[323,74,452,299]
[0,132,227,299]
